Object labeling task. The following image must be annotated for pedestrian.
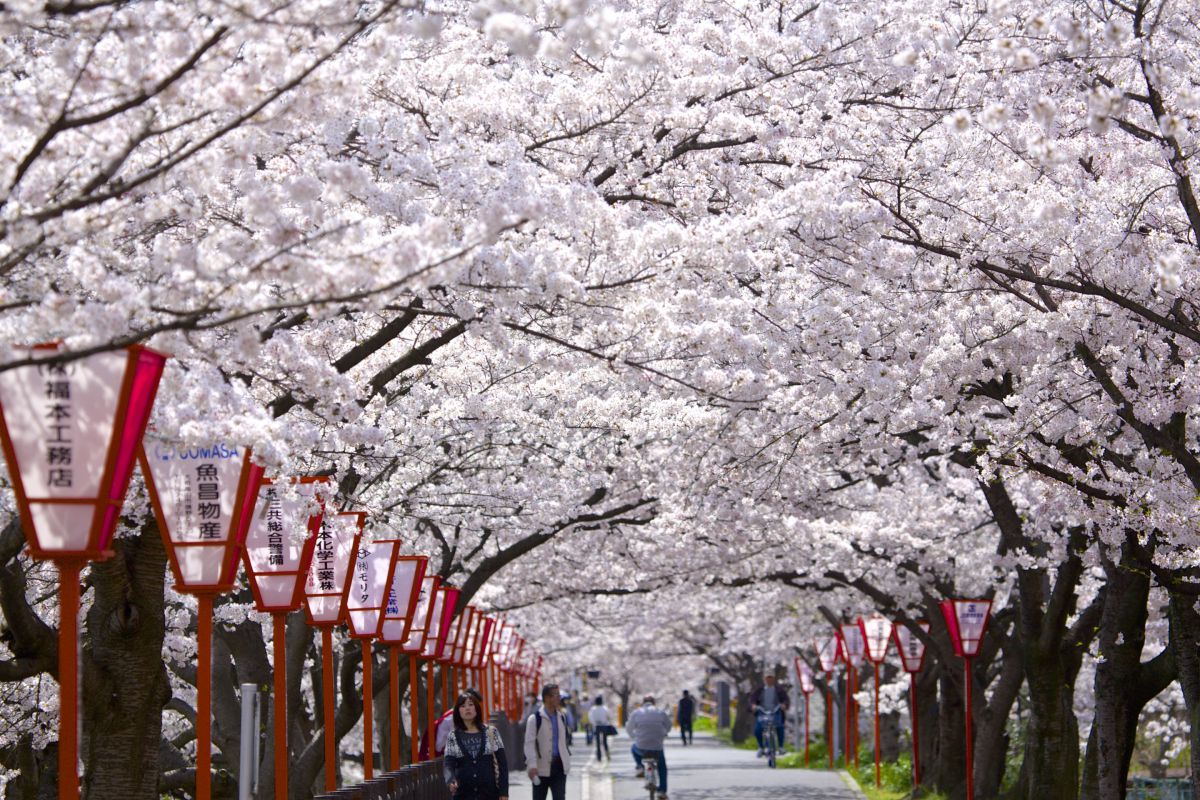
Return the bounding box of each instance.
[588,695,614,761]
[676,690,696,746]
[523,684,571,800]
[627,695,671,800]
[750,673,789,756]
[444,690,509,800]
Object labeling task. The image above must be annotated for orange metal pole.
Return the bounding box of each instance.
[57,560,82,800]
[965,657,975,800]
[873,662,882,787]
[362,641,374,780]
[803,693,809,766]
[826,672,833,769]
[911,673,921,787]
[425,662,437,760]
[389,646,401,771]
[196,593,215,800]
[322,628,337,791]
[409,655,421,764]
[845,668,852,767]
[272,612,289,800]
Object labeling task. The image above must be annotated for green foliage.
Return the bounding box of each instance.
[852,753,914,793]
[693,716,716,733]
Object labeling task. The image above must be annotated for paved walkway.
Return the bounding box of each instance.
[507,731,865,800]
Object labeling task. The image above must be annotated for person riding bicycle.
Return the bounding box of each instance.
[749,673,789,757]
[627,695,671,800]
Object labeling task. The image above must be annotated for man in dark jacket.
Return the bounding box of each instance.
[749,674,789,756]
[676,690,696,745]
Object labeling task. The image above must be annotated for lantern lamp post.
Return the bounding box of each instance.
[394,571,439,762]
[302,511,364,791]
[839,624,865,768]
[859,614,893,787]
[422,584,461,750]
[894,620,930,787]
[0,343,167,800]
[377,554,427,769]
[816,635,839,768]
[345,538,401,781]
[940,600,992,800]
[242,476,326,800]
[139,434,264,800]
[795,658,815,766]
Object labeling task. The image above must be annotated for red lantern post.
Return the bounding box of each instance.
[242,476,326,800]
[941,600,992,800]
[302,511,364,791]
[345,539,402,781]
[859,614,893,787]
[839,624,865,768]
[377,555,427,769]
[395,572,439,762]
[421,585,461,753]
[895,620,930,787]
[816,636,839,768]
[472,616,496,714]
[795,658,815,766]
[0,343,167,800]
[139,434,264,800]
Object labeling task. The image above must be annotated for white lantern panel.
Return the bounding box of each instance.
[244,484,316,573]
[145,435,243,545]
[817,637,838,672]
[380,559,422,642]
[798,661,814,693]
[841,625,865,665]
[308,595,343,623]
[0,350,124,499]
[304,514,360,622]
[256,574,300,608]
[896,622,929,673]
[176,545,226,585]
[954,601,990,656]
[346,541,397,637]
[401,576,437,650]
[863,617,893,662]
[421,591,447,658]
[27,503,94,552]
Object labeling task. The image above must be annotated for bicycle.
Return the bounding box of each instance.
[643,752,660,799]
[757,707,781,768]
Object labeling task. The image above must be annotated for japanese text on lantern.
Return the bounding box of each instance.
[265,488,284,565]
[197,464,220,539]
[355,547,370,602]
[43,363,73,488]
[314,524,336,591]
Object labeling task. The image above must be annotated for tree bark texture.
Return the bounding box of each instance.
[80,526,171,800]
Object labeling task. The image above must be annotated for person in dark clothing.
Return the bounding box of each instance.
[676,690,696,745]
[444,690,509,800]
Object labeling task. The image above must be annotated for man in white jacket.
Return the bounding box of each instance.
[627,696,672,800]
[524,684,571,800]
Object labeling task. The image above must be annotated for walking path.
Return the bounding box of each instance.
[506,731,866,800]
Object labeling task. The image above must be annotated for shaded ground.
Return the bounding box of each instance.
[507,730,865,799]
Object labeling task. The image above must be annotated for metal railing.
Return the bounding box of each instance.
[1127,777,1193,800]
[313,760,450,800]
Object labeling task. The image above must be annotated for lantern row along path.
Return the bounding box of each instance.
[505,731,865,800]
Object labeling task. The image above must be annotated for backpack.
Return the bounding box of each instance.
[533,709,572,761]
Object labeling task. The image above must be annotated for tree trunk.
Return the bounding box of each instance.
[931,669,966,798]
[1080,542,1161,800]
[80,526,171,800]
[1168,590,1200,800]
[1009,658,1078,799]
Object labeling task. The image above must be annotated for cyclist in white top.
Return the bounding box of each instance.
[588,696,613,761]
